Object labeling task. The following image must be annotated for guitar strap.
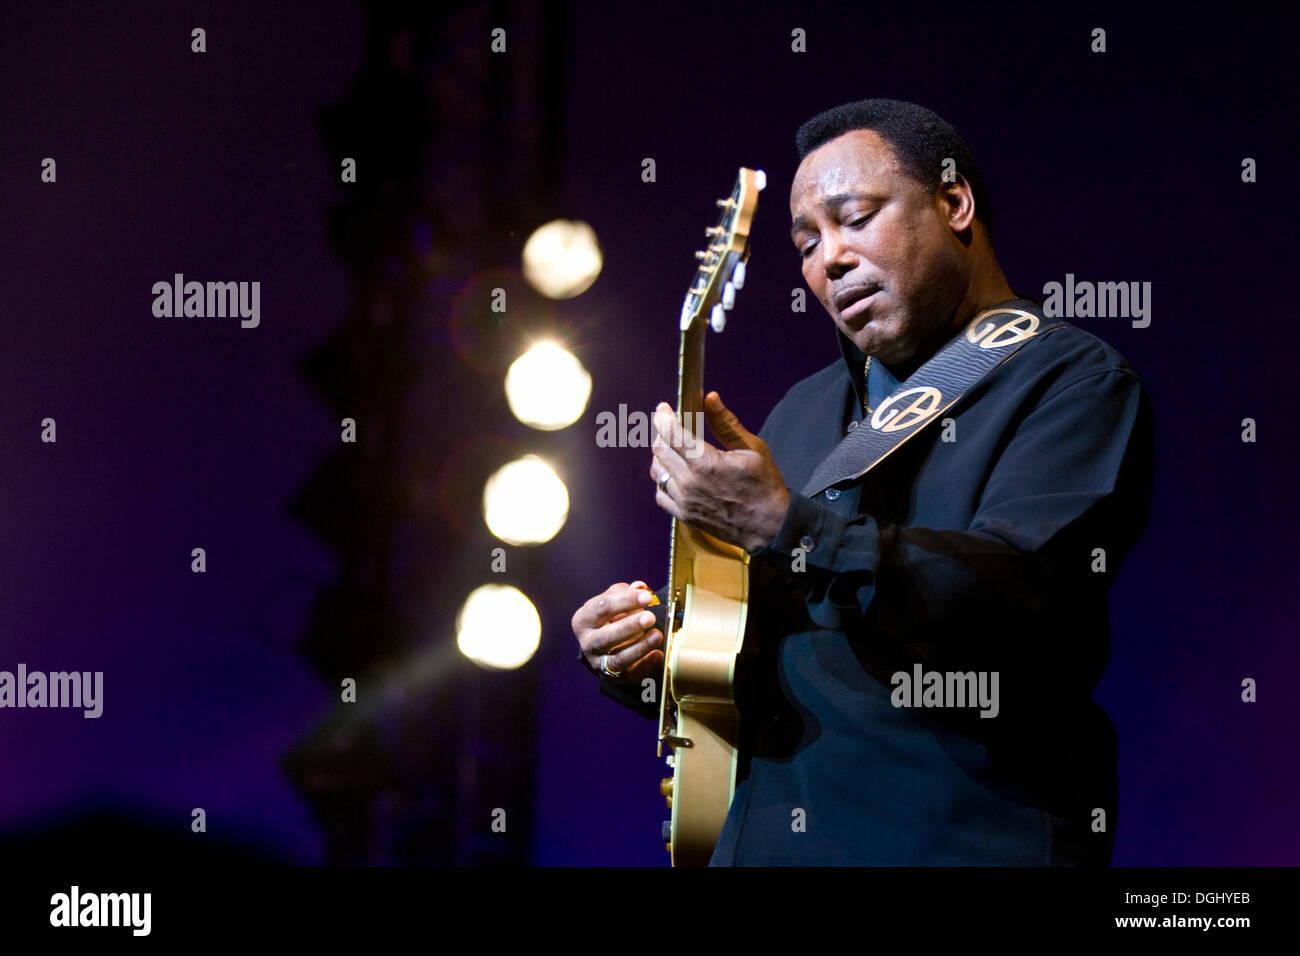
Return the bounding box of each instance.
[800,301,1067,498]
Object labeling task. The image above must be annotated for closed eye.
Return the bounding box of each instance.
[799,212,874,258]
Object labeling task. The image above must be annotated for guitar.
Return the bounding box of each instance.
[657,167,765,866]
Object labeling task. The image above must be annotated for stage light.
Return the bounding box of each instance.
[456,584,541,670]
[482,455,568,544]
[504,341,592,430]
[522,219,602,299]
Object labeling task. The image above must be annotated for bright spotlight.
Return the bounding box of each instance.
[456,584,541,670]
[483,455,569,545]
[522,219,602,299]
[504,342,592,430]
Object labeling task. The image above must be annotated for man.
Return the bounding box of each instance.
[571,99,1154,865]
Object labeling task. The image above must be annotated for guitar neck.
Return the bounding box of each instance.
[676,320,707,436]
[658,167,764,752]
[666,314,706,618]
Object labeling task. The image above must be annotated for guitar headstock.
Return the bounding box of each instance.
[678,167,766,335]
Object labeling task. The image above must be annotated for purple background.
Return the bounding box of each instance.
[1,1,1296,866]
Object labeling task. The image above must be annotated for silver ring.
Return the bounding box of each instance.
[657,471,671,491]
[600,653,622,679]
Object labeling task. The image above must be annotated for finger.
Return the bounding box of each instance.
[655,483,685,520]
[598,613,639,634]
[592,608,659,656]
[649,447,689,506]
[620,646,666,684]
[602,629,664,679]
[669,402,718,463]
[574,583,653,633]
[654,402,702,467]
[649,447,687,492]
[605,605,646,626]
[656,401,717,460]
[704,391,759,451]
[651,417,689,481]
[616,580,654,609]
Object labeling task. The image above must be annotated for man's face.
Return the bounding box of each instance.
[789,128,972,367]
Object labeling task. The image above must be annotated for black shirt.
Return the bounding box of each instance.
[597,297,1155,865]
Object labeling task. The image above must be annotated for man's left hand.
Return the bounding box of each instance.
[650,391,790,553]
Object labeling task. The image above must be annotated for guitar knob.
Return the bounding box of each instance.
[662,820,673,844]
[710,303,726,332]
[660,777,674,797]
[722,282,735,311]
[731,260,746,290]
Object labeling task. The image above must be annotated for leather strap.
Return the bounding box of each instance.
[800,302,1066,498]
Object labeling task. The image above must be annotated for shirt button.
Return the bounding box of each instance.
[799,535,816,551]
[846,420,858,433]
[824,488,841,501]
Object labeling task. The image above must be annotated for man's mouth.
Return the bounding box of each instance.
[833,284,879,322]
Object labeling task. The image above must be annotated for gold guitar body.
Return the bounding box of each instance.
[657,167,763,866]
[660,526,749,866]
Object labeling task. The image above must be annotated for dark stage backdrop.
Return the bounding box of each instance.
[1,1,1295,869]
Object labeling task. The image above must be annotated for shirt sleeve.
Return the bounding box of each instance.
[747,368,1155,678]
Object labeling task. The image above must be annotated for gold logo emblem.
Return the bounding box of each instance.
[964,308,1040,349]
[870,386,943,433]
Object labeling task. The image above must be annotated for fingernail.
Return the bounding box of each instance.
[647,631,662,645]
[638,611,655,626]
[637,589,653,605]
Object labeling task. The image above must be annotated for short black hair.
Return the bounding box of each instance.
[796,98,995,242]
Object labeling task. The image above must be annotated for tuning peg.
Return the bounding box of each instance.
[716,198,735,210]
[731,260,746,290]
[706,226,722,238]
[710,303,726,332]
[722,282,735,310]
[694,250,708,261]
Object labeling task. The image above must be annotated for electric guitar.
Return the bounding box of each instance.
[657,167,765,866]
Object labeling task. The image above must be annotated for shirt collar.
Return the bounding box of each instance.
[835,327,909,413]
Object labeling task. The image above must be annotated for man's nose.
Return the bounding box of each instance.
[819,229,857,280]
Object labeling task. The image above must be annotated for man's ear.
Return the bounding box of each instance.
[940,173,977,234]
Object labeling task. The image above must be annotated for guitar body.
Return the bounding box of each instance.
[657,168,764,866]
[662,525,749,866]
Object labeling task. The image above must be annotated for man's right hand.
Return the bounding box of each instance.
[571,580,664,683]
